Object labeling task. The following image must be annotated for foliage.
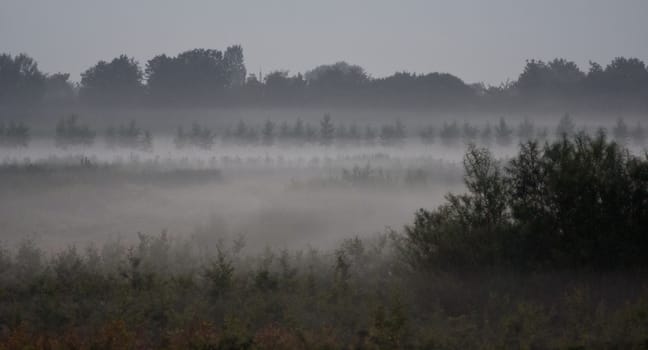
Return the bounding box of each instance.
[105,120,152,150]
[419,125,436,145]
[146,47,243,104]
[0,53,46,105]
[555,113,575,138]
[0,121,30,147]
[401,133,648,269]
[494,117,514,146]
[0,232,647,349]
[319,113,335,146]
[439,121,460,146]
[80,55,143,105]
[55,114,96,148]
[175,123,215,149]
[379,120,406,146]
[4,50,648,109]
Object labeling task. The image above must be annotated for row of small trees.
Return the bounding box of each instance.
[196,115,407,148]
[3,114,646,149]
[53,115,152,150]
[421,114,646,147]
[175,114,404,149]
[177,114,645,149]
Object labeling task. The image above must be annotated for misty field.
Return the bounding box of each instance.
[1,114,648,349]
[3,1,648,347]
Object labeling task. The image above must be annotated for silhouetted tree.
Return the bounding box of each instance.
[536,127,549,142]
[335,123,349,145]
[364,125,376,146]
[319,114,335,146]
[462,122,479,143]
[0,53,46,105]
[174,126,187,149]
[517,119,535,141]
[631,122,646,145]
[80,55,143,105]
[264,71,306,103]
[292,118,305,145]
[146,49,228,104]
[55,114,96,148]
[278,121,291,142]
[105,120,152,150]
[306,62,368,102]
[372,71,475,106]
[184,123,216,149]
[262,119,276,146]
[555,113,575,138]
[494,118,513,146]
[379,120,406,146]
[586,57,648,95]
[420,125,436,145]
[439,121,460,146]
[516,58,585,97]
[231,120,259,145]
[343,123,360,146]
[403,133,648,269]
[224,45,247,88]
[304,122,318,144]
[480,122,493,146]
[612,118,629,144]
[43,73,75,104]
[0,121,30,147]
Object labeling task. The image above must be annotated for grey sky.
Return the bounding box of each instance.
[1,0,647,85]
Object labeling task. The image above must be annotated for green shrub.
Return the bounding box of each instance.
[401,133,648,270]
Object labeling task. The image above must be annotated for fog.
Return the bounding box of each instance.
[4,0,648,346]
[2,110,646,254]
[0,137,463,252]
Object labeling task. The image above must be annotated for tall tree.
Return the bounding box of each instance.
[80,55,143,105]
[515,58,584,97]
[146,49,228,103]
[224,45,247,88]
[600,57,648,94]
[44,73,75,104]
[305,62,369,101]
[0,53,46,105]
[319,114,335,146]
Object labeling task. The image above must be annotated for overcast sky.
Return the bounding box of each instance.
[1,0,647,85]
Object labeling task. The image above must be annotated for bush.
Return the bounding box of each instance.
[401,133,648,270]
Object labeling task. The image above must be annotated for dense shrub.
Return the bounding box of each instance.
[401,132,648,270]
[1,233,648,349]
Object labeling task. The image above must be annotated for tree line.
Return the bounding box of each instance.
[1,48,647,110]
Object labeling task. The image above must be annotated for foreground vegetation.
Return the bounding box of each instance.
[1,134,648,349]
[2,233,648,349]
